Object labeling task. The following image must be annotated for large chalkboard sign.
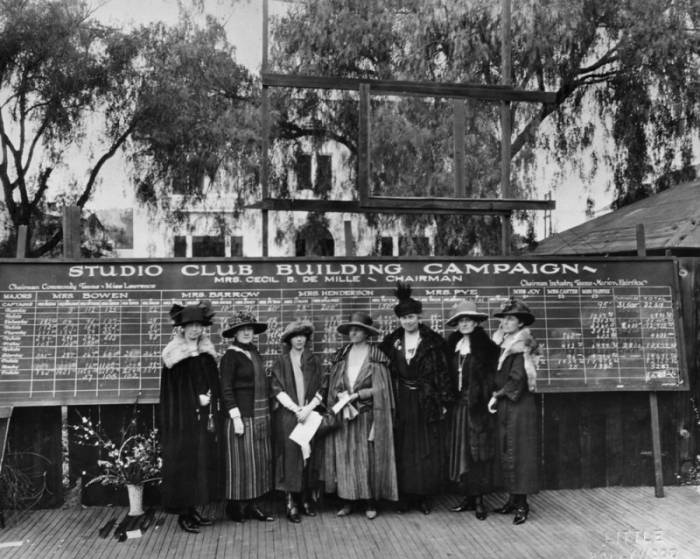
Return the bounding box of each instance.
[0,257,687,405]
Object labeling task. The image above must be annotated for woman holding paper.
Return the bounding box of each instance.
[323,311,398,520]
[220,310,275,523]
[487,298,540,525]
[270,319,326,523]
[444,300,499,521]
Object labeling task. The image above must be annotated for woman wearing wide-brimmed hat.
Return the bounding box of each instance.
[269,319,326,523]
[487,298,540,525]
[219,310,275,523]
[160,300,221,533]
[323,311,398,520]
[444,300,500,521]
[378,283,450,515]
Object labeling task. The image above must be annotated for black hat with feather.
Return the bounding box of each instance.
[393,282,422,317]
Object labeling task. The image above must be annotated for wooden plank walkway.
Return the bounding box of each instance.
[1,487,699,558]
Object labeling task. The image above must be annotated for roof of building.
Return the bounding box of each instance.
[533,178,700,255]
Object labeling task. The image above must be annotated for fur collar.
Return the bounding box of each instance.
[493,327,540,391]
[446,326,497,363]
[162,334,218,368]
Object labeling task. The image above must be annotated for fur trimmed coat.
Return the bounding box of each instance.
[160,334,221,510]
[380,324,451,495]
[446,327,500,462]
[323,343,398,501]
[492,327,540,494]
[379,324,451,423]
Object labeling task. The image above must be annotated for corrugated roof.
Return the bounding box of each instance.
[533,179,700,254]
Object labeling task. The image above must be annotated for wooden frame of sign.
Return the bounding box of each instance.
[258,0,556,256]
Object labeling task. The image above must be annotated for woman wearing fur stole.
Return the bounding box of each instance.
[444,300,500,521]
[487,298,541,525]
[379,283,451,514]
[160,300,220,533]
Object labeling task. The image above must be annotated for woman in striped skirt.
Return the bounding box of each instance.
[219,311,275,523]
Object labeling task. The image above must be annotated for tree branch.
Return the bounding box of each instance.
[30,229,62,258]
[576,47,619,75]
[30,167,52,210]
[22,115,51,176]
[510,79,578,157]
[75,121,137,207]
[277,120,357,155]
[0,108,18,221]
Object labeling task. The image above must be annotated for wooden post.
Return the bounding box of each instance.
[344,220,355,256]
[261,0,270,257]
[453,99,466,197]
[15,225,27,258]
[500,0,512,255]
[61,205,81,504]
[358,84,371,205]
[636,223,664,497]
[62,205,81,259]
[0,405,12,527]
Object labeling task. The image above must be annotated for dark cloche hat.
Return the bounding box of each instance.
[337,311,381,337]
[222,310,268,338]
[281,319,314,344]
[393,281,422,317]
[493,298,535,326]
[169,300,215,327]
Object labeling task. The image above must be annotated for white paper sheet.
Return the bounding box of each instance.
[289,410,323,460]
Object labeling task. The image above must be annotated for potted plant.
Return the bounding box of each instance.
[71,409,161,516]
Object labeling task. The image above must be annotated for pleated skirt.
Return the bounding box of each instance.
[224,416,272,500]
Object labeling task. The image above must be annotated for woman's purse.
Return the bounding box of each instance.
[314,404,340,438]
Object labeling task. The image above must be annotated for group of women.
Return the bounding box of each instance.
[158,287,541,533]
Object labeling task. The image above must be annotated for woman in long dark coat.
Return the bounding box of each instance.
[444,300,499,520]
[323,312,398,520]
[379,283,450,514]
[220,310,275,523]
[487,298,540,525]
[270,319,326,523]
[160,300,220,533]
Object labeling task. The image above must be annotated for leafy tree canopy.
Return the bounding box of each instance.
[270,0,699,254]
[0,0,257,256]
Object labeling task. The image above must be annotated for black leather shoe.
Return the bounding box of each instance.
[190,509,213,526]
[225,501,245,523]
[395,499,409,514]
[247,505,275,522]
[513,505,529,525]
[301,501,317,517]
[450,496,476,512]
[494,498,516,514]
[418,500,431,515]
[178,514,200,534]
[286,505,301,523]
[475,502,487,521]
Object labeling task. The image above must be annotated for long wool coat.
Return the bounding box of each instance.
[159,334,221,511]
[323,343,398,501]
[493,327,540,495]
[379,324,450,495]
[269,347,326,493]
[446,327,500,464]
